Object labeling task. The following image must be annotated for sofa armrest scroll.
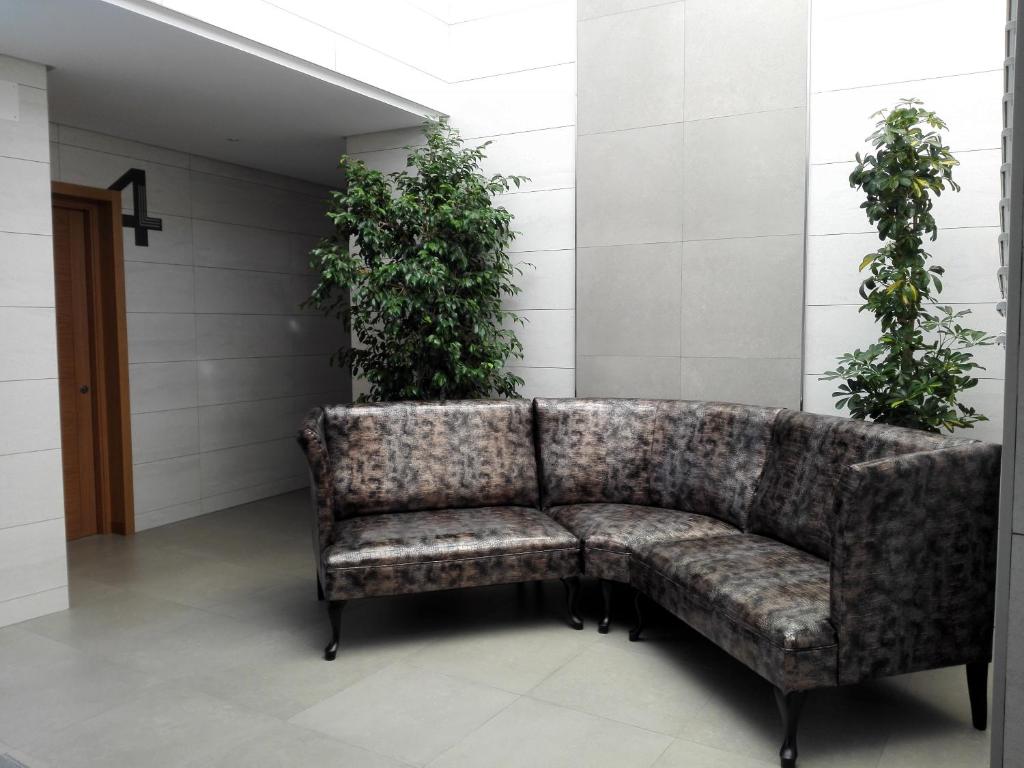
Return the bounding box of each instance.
[298,407,335,563]
[830,442,1000,685]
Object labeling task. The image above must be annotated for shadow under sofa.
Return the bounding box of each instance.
[298,398,1000,768]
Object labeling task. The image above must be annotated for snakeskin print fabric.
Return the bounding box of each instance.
[534,398,659,507]
[648,401,781,529]
[831,442,1000,685]
[631,535,837,691]
[322,400,539,517]
[748,410,972,559]
[320,506,579,600]
[548,503,740,582]
[298,407,334,574]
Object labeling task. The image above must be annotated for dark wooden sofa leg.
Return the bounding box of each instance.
[324,599,346,661]
[316,575,325,602]
[774,688,807,768]
[599,579,612,634]
[561,577,584,630]
[628,589,644,641]
[966,661,988,730]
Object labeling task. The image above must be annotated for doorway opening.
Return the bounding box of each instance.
[51,182,135,539]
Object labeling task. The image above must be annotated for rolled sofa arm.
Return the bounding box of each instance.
[297,407,335,571]
[830,442,1001,686]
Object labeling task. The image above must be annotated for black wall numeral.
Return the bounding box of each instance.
[108,168,163,247]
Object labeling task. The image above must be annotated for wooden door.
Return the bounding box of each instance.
[53,202,101,539]
[51,183,136,539]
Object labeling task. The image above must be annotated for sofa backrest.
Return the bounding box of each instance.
[747,410,973,560]
[534,399,780,529]
[648,401,781,530]
[321,400,539,517]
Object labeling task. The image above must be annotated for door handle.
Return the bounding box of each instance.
[79,384,90,394]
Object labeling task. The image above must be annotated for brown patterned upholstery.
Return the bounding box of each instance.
[321,400,539,517]
[631,535,837,691]
[747,410,970,559]
[321,506,579,600]
[548,503,740,582]
[534,398,659,507]
[831,443,1000,685]
[648,401,781,529]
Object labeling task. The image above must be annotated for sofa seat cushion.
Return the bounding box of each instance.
[548,503,740,582]
[631,535,837,690]
[321,506,580,600]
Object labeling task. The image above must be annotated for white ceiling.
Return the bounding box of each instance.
[0,0,440,185]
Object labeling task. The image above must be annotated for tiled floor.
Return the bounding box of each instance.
[0,491,990,767]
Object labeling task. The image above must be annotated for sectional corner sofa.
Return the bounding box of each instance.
[298,398,1000,768]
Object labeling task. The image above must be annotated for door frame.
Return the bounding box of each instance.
[52,181,135,536]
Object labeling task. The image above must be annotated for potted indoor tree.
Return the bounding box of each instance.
[822,99,994,433]
[306,119,529,401]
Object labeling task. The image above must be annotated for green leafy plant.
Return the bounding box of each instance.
[305,119,530,401]
[822,99,995,433]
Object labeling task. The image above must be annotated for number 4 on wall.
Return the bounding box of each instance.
[108,168,163,247]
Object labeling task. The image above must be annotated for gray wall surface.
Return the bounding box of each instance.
[575,0,808,406]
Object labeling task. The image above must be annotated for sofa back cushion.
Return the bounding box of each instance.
[323,400,539,517]
[535,399,659,507]
[748,411,970,559]
[648,402,781,530]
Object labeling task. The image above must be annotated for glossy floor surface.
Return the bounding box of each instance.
[0,491,990,767]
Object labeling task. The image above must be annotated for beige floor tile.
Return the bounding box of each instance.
[429,697,673,768]
[652,738,777,768]
[288,661,518,765]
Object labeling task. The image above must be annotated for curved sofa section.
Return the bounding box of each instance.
[299,397,1000,768]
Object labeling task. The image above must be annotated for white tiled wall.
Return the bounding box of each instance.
[804,0,1006,442]
[0,55,69,627]
[50,124,349,532]
[575,0,808,407]
[345,0,577,399]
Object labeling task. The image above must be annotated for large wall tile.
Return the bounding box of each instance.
[805,228,1002,308]
[452,1,575,81]
[0,157,52,235]
[577,123,684,247]
[198,393,330,453]
[123,262,194,314]
[680,236,803,358]
[682,108,806,240]
[0,586,67,628]
[0,54,46,88]
[0,379,61,455]
[479,127,575,193]
[0,519,67,604]
[506,365,575,398]
[190,172,326,235]
[680,357,801,409]
[200,475,305,516]
[197,355,345,406]
[684,0,807,121]
[128,361,198,414]
[810,0,1004,93]
[126,313,197,364]
[57,145,191,218]
[0,84,49,163]
[809,70,1002,164]
[1005,536,1024,759]
[199,439,305,498]
[122,214,193,266]
[193,219,305,274]
[132,454,200,514]
[57,125,189,168]
[0,307,57,381]
[0,449,63,529]
[508,310,575,369]
[577,242,682,356]
[505,250,575,311]
[577,2,684,134]
[194,267,315,316]
[802,304,878,375]
[196,314,340,360]
[130,408,200,465]
[577,355,681,398]
[500,189,575,252]
[134,501,202,532]
[578,0,675,20]
[0,233,54,307]
[449,64,576,139]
